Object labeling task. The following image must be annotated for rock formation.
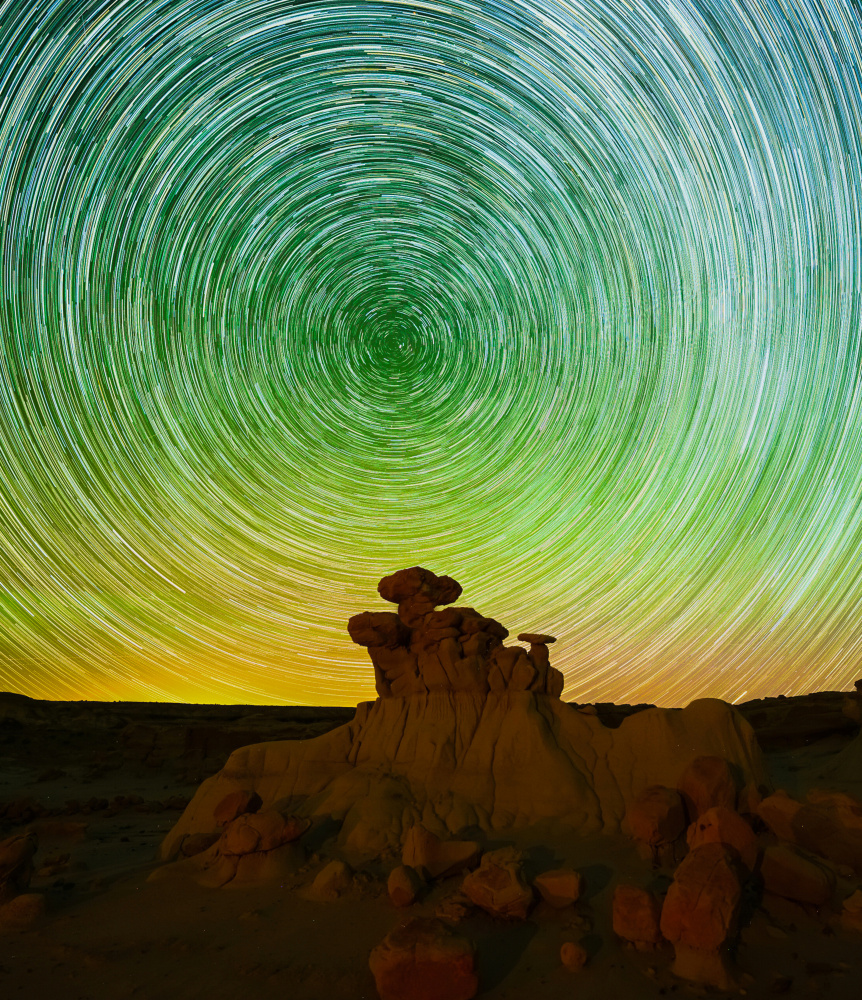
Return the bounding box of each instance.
[157,567,770,872]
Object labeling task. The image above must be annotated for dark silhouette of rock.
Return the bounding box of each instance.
[0,833,37,904]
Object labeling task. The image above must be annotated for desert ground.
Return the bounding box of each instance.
[1,687,861,1000]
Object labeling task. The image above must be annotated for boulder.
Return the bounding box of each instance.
[660,843,744,989]
[612,884,663,949]
[626,785,686,857]
[461,848,534,920]
[757,790,802,841]
[179,831,220,858]
[677,756,737,820]
[369,917,478,1000]
[758,789,862,874]
[686,807,759,871]
[0,833,37,904]
[309,859,353,901]
[212,789,262,827]
[560,941,589,970]
[533,867,583,908]
[760,845,835,906]
[0,892,45,930]
[402,826,480,880]
[388,865,424,908]
[219,809,309,855]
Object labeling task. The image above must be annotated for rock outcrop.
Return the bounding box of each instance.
[158,568,770,868]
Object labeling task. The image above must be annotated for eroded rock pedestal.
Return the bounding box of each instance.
[158,567,769,870]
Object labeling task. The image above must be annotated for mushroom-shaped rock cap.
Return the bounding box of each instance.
[378,567,462,607]
[518,632,557,645]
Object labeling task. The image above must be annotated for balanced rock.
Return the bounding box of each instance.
[369,917,478,1000]
[402,826,480,880]
[461,848,534,920]
[760,845,835,906]
[388,865,424,908]
[677,756,737,820]
[660,843,744,989]
[686,807,759,871]
[612,884,664,949]
[158,569,769,870]
[533,867,583,908]
[379,566,463,628]
[626,785,686,860]
[0,833,37,904]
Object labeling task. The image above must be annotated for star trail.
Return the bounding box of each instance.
[1,0,861,707]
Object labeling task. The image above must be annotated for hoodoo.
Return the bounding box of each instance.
[157,567,768,876]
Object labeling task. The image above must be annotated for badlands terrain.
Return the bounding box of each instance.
[1,567,862,999]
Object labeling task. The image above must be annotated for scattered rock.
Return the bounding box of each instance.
[560,940,589,970]
[461,848,534,920]
[677,756,737,820]
[761,845,835,906]
[369,917,478,1000]
[388,865,423,908]
[758,788,862,874]
[213,789,263,827]
[533,867,583,908]
[0,892,45,930]
[612,884,664,949]
[309,859,353,901]
[660,843,744,989]
[402,825,480,880]
[686,807,759,871]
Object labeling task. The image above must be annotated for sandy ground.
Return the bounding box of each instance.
[1,693,861,999]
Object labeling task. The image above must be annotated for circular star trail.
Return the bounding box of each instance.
[1,0,861,706]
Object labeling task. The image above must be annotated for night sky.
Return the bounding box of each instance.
[1,0,861,707]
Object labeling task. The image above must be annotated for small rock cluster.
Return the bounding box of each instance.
[614,753,862,989]
[157,789,310,888]
[368,826,586,1000]
[348,566,564,698]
